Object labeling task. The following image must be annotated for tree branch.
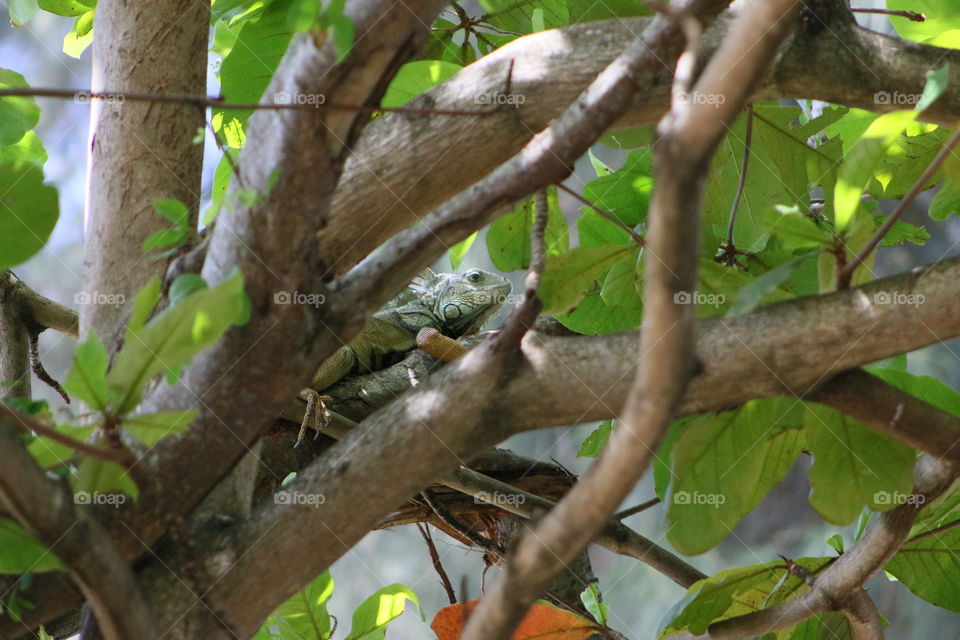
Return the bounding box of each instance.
[462,1,801,636]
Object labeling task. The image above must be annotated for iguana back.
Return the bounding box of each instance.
[309,269,511,391]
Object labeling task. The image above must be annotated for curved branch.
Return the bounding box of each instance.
[323,7,960,273]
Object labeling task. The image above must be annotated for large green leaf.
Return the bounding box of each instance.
[38,0,94,17]
[659,557,832,637]
[479,0,568,34]
[26,424,95,469]
[0,519,65,574]
[539,245,635,315]
[555,290,642,334]
[486,187,569,272]
[581,148,653,227]
[0,132,59,269]
[62,331,110,410]
[123,410,198,446]
[833,110,916,232]
[665,399,805,554]
[805,403,915,525]
[887,0,960,47]
[266,570,335,639]
[381,60,461,109]
[885,519,960,612]
[345,584,421,640]
[108,270,248,414]
[215,0,294,145]
[0,69,40,147]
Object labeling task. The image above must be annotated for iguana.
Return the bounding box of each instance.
[296,268,512,445]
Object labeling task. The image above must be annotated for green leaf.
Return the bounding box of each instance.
[659,558,832,637]
[0,69,41,146]
[0,133,59,269]
[381,60,461,109]
[108,270,248,414]
[39,0,93,15]
[26,424,95,469]
[886,503,960,611]
[268,570,334,639]
[123,410,198,446]
[868,369,960,417]
[345,584,421,640]
[63,10,94,58]
[929,179,960,220]
[143,227,191,251]
[568,0,651,22]
[599,252,642,310]
[479,0,569,35]
[153,199,190,226]
[917,63,950,112]
[805,403,915,524]
[576,210,633,249]
[555,290,642,335]
[579,583,609,625]
[486,188,569,271]
[327,12,355,63]
[763,205,833,250]
[62,331,110,410]
[73,457,139,500]
[581,148,652,227]
[216,0,294,140]
[834,110,916,232]
[725,253,815,317]
[8,0,39,26]
[0,519,65,574]
[448,231,477,270]
[126,278,162,339]
[784,612,853,639]
[539,245,634,315]
[666,399,804,554]
[287,0,321,31]
[887,0,960,46]
[169,273,208,304]
[577,420,612,458]
[826,534,844,554]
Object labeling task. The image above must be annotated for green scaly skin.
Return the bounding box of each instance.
[296,268,511,445]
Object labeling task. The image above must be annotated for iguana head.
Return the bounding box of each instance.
[432,268,512,338]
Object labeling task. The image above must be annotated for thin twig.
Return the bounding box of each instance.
[614,497,661,519]
[417,523,457,604]
[838,127,960,288]
[0,87,497,117]
[28,332,69,404]
[556,183,645,247]
[850,7,924,21]
[0,404,135,469]
[725,105,754,249]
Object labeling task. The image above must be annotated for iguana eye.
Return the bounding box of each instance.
[466,270,481,282]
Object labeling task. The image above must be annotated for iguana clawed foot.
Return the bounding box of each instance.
[296,388,334,448]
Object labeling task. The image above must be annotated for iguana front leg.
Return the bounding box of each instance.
[295,346,358,447]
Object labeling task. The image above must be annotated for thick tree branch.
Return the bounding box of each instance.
[462,1,801,636]
[323,8,960,273]
[668,455,959,639]
[0,418,155,639]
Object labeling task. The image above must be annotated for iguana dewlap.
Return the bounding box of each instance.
[296,268,511,445]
